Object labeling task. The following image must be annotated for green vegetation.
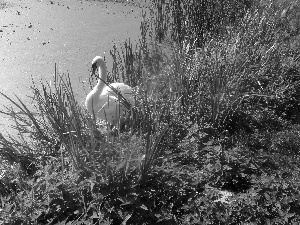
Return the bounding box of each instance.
[1,0,300,224]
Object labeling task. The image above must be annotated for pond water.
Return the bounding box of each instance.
[0,0,144,135]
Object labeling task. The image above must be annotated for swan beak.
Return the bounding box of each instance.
[91,64,97,76]
[90,68,95,76]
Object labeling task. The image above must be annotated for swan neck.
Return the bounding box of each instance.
[98,60,107,82]
[96,60,107,93]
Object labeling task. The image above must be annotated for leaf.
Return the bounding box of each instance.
[117,198,125,204]
[122,213,132,225]
[90,181,95,192]
[264,193,270,201]
[223,165,232,170]
[139,204,148,211]
[92,211,100,219]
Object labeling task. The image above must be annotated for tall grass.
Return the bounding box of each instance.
[1,0,300,223]
[150,0,254,46]
[154,0,300,136]
[0,13,176,187]
[0,57,176,223]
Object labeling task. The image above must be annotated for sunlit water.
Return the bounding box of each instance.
[0,0,144,136]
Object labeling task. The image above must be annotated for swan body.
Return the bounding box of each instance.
[85,56,135,125]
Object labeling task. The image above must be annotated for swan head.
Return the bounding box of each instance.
[91,56,105,75]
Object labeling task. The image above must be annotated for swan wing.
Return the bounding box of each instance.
[102,83,133,95]
[102,83,135,106]
[85,82,134,125]
[95,95,130,125]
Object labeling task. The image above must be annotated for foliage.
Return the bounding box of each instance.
[1,0,300,224]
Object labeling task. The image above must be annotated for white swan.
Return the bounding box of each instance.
[85,56,135,126]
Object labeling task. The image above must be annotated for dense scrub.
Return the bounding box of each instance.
[1,0,300,224]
